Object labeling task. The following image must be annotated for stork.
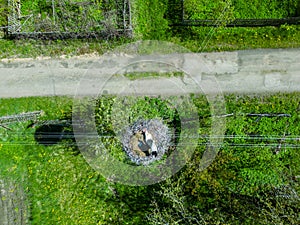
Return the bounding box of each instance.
[143,128,158,157]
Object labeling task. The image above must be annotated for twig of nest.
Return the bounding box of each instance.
[121,119,171,165]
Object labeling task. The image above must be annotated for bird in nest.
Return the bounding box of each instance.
[142,128,158,157]
[129,128,158,157]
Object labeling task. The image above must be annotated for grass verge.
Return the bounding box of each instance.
[1,24,300,59]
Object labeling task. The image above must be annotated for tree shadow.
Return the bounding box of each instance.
[33,120,75,146]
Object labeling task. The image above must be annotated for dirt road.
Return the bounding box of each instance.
[1,48,300,98]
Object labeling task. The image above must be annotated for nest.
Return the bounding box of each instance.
[121,119,171,165]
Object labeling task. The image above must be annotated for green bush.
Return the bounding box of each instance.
[9,0,104,33]
[173,0,300,51]
[232,0,297,18]
[184,0,299,20]
[131,0,169,39]
[184,0,234,20]
[148,93,300,225]
[0,0,7,29]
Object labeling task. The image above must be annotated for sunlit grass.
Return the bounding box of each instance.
[0,93,299,224]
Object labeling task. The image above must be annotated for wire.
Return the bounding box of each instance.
[1,141,300,148]
[1,132,300,147]
[2,131,300,139]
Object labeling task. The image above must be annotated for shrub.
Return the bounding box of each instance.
[147,93,300,224]
[131,0,169,39]
[0,0,7,30]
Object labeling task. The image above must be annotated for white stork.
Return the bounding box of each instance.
[143,128,158,157]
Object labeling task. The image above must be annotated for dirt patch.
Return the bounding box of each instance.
[0,52,101,63]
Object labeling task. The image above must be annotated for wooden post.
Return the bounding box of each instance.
[7,0,21,34]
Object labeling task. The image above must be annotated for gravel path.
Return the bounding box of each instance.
[0,48,300,98]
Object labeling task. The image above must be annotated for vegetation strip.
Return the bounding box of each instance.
[174,17,300,27]
[0,93,299,224]
[1,0,300,58]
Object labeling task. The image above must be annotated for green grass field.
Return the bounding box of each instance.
[0,93,299,224]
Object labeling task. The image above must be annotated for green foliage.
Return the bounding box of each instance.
[0,96,149,224]
[184,0,234,20]
[122,71,184,81]
[1,93,300,224]
[0,38,130,59]
[171,0,300,52]
[94,95,181,162]
[1,1,300,224]
[147,93,300,225]
[131,0,169,39]
[1,0,300,54]
[95,95,180,131]
[13,0,104,33]
[172,24,300,52]
[232,0,299,18]
[0,0,6,28]
[184,0,299,20]
[180,0,235,41]
[1,0,300,57]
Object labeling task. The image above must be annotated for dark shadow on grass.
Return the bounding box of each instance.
[32,120,76,146]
